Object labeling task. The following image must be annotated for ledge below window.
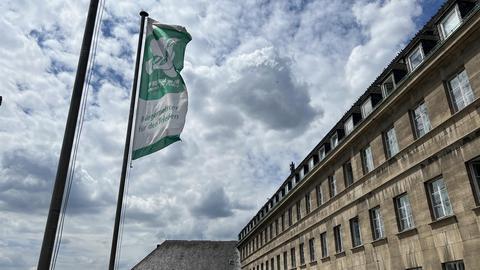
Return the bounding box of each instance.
[334,251,346,258]
[396,227,418,239]
[351,245,365,253]
[429,215,457,229]
[371,237,388,246]
[320,256,330,262]
[472,205,480,215]
[309,261,318,266]
[299,264,307,269]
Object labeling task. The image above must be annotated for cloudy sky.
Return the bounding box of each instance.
[0,0,445,269]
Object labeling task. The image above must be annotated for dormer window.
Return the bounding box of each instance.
[299,167,305,180]
[319,146,326,161]
[361,97,373,118]
[308,157,315,170]
[330,132,339,149]
[382,74,396,98]
[407,45,425,71]
[439,5,462,40]
[344,116,354,135]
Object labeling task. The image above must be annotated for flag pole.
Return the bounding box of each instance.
[108,11,149,270]
[37,0,99,269]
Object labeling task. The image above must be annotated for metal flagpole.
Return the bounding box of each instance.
[108,11,149,270]
[37,0,99,269]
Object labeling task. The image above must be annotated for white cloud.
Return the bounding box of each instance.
[0,0,435,269]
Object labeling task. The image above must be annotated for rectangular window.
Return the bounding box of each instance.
[296,201,301,221]
[261,263,264,270]
[271,258,274,270]
[290,248,296,268]
[316,184,323,207]
[369,206,385,240]
[319,146,326,161]
[412,102,432,138]
[320,232,328,258]
[275,219,279,236]
[305,192,311,214]
[343,161,354,187]
[281,214,285,231]
[384,126,399,158]
[361,145,374,174]
[308,238,315,262]
[333,225,343,253]
[276,255,280,270]
[349,216,362,247]
[257,265,259,270]
[427,178,453,220]
[331,132,339,149]
[269,223,273,240]
[382,74,396,98]
[395,194,415,232]
[468,157,480,204]
[260,232,263,246]
[265,260,268,270]
[283,251,288,270]
[264,229,268,243]
[448,70,475,112]
[329,175,337,198]
[407,45,425,71]
[345,116,354,135]
[442,260,465,270]
[299,243,305,265]
[361,97,373,118]
[439,6,462,40]
[308,157,315,171]
[288,207,293,226]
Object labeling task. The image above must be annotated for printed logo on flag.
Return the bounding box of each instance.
[132,18,191,160]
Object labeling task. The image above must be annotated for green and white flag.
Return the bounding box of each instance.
[132,18,192,160]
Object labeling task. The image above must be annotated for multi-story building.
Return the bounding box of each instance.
[237,1,480,270]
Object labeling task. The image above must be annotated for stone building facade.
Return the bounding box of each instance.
[132,240,240,270]
[237,1,480,270]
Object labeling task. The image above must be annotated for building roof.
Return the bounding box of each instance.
[131,240,240,270]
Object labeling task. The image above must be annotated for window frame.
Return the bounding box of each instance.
[361,97,373,118]
[394,193,415,232]
[308,238,316,262]
[446,69,475,113]
[383,125,399,159]
[439,5,462,40]
[425,177,453,220]
[296,201,301,221]
[467,156,480,205]
[369,206,385,240]
[333,224,343,253]
[305,192,311,214]
[343,160,354,187]
[330,132,339,149]
[442,260,465,270]
[328,175,337,198]
[407,44,425,72]
[410,101,432,139]
[290,247,296,268]
[349,216,362,247]
[382,73,396,98]
[319,146,326,161]
[345,116,354,135]
[361,144,374,174]
[316,184,323,207]
[320,231,328,258]
[299,242,305,265]
[283,251,288,270]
